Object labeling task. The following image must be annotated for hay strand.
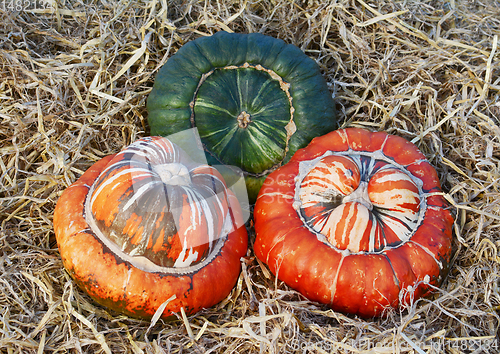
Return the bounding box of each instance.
[1,0,500,353]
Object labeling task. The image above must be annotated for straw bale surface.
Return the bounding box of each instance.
[1,0,499,353]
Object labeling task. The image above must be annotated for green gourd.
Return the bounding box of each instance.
[147,31,337,202]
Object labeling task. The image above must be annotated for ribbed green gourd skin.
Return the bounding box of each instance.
[147,31,337,202]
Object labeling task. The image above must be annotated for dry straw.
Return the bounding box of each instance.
[1,0,499,353]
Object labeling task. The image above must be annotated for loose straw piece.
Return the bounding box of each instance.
[146,294,177,337]
[180,307,195,339]
[1,1,500,353]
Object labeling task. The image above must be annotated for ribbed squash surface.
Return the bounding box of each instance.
[254,128,453,317]
[147,31,337,202]
[54,137,248,319]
